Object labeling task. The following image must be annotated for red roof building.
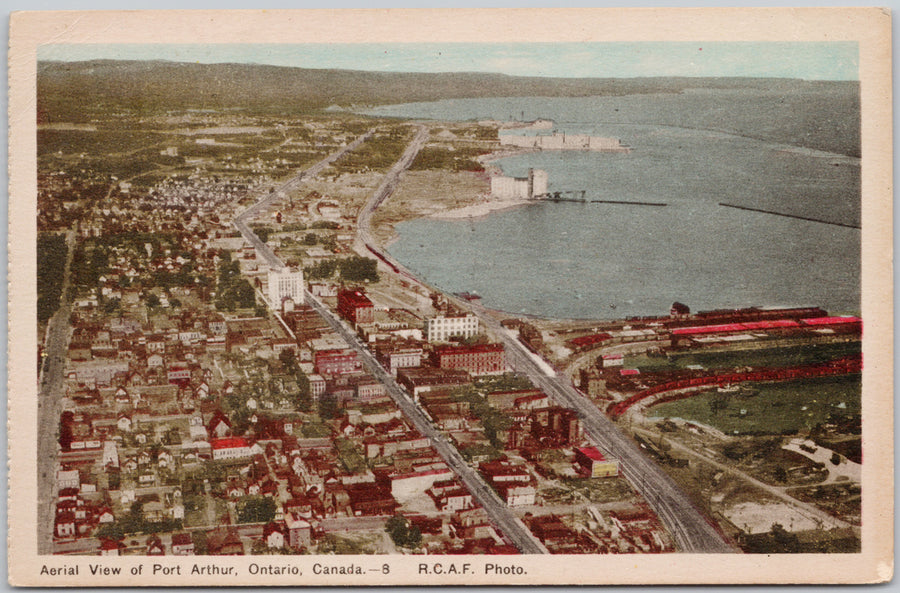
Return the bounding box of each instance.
[574,446,619,478]
[337,289,375,326]
[431,343,506,376]
[210,437,251,460]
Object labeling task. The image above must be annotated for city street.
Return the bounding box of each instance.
[37,229,76,554]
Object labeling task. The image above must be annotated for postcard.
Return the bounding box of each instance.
[7,7,893,586]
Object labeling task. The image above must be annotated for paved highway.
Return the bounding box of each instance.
[476,309,734,553]
[304,290,548,554]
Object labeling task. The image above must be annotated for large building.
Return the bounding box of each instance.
[575,446,619,478]
[314,349,362,376]
[337,289,375,325]
[431,343,506,376]
[490,168,548,200]
[267,267,304,309]
[425,313,479,343]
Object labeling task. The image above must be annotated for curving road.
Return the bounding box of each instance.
[355,124,429,256]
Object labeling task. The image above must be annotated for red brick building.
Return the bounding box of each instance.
[314,349,362,376]
[431,343,506,376]
[337,289,375,325]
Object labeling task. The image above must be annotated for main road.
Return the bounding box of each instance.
[235,123,547,554]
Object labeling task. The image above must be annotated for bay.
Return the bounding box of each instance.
[365,93,860,319]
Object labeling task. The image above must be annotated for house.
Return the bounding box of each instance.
[262,522,286,549]
[171,532,195,555]
[99,538,123,556]
[116,414,133,433]
[345,483,397,516]
[206,527,244,555]
[207,411,232,438]
[57,469,80,490]
[54,512,76,539]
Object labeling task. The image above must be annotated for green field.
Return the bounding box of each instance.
[647,375,861,435]
[627,342,860,372]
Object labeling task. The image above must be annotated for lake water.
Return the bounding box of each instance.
[365,94,860,319]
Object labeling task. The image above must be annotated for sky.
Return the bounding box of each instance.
[37,42,859,81]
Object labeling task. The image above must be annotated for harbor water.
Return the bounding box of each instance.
[365,93,860,319]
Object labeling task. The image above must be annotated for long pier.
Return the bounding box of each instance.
[719,202,860,230]
[591,199,667,207]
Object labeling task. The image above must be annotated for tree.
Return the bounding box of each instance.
[279,348,299,373]
[237,497,277,524]
[338,256,379,283]
[386,514,421,549]
[95,522,125,541]
[145,293,161,308]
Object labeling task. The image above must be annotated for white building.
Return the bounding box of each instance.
[490,168,548,200]
[267,267,305,309]
[425,313,479,342]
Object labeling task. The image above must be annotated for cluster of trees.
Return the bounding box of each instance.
[305,256,379,283]
[94,502,183,540]
[339,256,379,283]
[306,259,338,281]
[385,514,422,549]
[309,220,340,230]
[278,348,312,412]
[250,225,272,243]
[236,496,277,524]
[37,233,68,322]
[215,251,257,311]
[70,243,110,291]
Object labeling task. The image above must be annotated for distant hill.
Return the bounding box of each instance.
[37,60,859,156]
[36,59,853,115]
